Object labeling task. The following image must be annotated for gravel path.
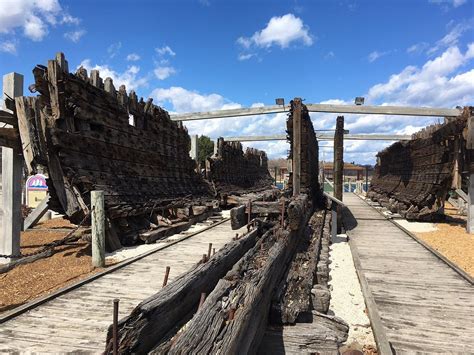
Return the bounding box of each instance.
[328,233,376,352]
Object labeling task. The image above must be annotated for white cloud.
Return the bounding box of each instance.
[429,0,467,7]
[154,66,177,80]
[156,45,176,57]
[64,29,85,43]
[368,50,390,63]
[368,44,474,107]
[237,14,313,50]
[407,42,429,54]
[60,14,80,25]
[0,0,78,42]
[107,42,122,58]
[238,53,255,61]
[324,51,335,59]
[78,59,149,91]
[427,22,471,55]
[126,53,140,61]
[0,40,17,54]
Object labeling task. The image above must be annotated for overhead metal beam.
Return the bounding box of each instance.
[223,133,412,142]
[170,103,461,121]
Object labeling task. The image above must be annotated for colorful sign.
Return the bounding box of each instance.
[26,174,48,191]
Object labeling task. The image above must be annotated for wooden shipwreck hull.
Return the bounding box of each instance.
[14,53,214,246]
[368,114,469,220]
[208,138,274,195]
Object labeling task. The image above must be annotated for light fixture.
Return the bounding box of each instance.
[355,97,365,105]
[275,98,285,107]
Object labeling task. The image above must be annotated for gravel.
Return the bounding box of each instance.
[328,233,376,352]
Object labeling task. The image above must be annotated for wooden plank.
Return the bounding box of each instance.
[343,193,474,353]
[23,195,50,230]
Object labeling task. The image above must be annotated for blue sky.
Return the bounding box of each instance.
[1,0,473,164]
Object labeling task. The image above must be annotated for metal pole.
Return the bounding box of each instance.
[162,266,170,287]
[113,298,119,355]
[91,190,105,267]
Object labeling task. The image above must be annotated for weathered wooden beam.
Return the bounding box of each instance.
[259,312,349,354]
[169,103,460,121]
[23,195,50,230]
[0,127,20,150]
[168,195,312,354]
[1,72,23,265]
[0,110,17,126]
[105,227,261,353]
[223,133,413,142]
[292,98,302,196]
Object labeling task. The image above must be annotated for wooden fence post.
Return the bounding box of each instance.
[91,190,105,267]
[1,72,23,264]
[334,116,344,233]
[466,110,474,234]
[292,98,302,196]
[190,134,198,161]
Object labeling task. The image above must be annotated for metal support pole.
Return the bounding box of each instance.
[1,72,23,264]
[292,98,302,196]
[113,298,119,355]
[162,266,170,287]
[91,190,105,267]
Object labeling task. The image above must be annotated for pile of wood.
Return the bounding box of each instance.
[286,100,322,204]
[368,113,470,220]
[105,194,348,354]
[208,138,274,195]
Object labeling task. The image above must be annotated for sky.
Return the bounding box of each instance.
[0,0,473,164]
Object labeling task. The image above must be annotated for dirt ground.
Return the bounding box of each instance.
[0,217,102,313]
[414,203,474,277]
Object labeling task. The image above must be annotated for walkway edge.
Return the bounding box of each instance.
[356,194,474,285]
[0,217,230,324]
[343,210,393,355]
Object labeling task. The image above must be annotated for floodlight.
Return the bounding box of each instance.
[355,97,365,105]
[275,98,285,106]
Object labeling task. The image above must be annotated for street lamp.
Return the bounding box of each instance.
[355,97,365,105]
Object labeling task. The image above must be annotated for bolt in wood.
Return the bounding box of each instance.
[162,266,170,287]
[213,248,216,255]
[202,254,207,263]
[113,298,119,355]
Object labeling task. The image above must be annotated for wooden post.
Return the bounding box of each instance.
[91,190,105,267]
[334,116,344,233]
[292,98,302,196]
[1,73,23,264]
[190,134,198,161]
[333,116,344,201]
[466,110,474,234]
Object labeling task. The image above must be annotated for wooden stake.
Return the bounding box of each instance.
[207,243,212,259]
[91,190,105,267]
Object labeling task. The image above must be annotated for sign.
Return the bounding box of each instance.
[26,174,48,191]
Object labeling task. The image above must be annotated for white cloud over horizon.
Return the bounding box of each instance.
[64,29,86,43]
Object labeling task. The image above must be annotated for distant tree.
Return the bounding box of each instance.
[198,135,214,164]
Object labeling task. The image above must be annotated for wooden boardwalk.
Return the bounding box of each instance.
[343,193,474,354]
[0,219,246,353]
